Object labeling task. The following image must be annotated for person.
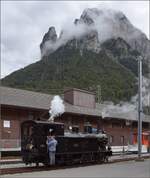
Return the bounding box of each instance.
[105,145,112,162]
[47,132,58,165]
[108,145,112,156]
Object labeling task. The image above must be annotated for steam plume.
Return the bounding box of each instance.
[48,95,65,122]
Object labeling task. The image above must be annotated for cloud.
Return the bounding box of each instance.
[41,22,96,57]
[41,7,149,58]
[1,1,149,78]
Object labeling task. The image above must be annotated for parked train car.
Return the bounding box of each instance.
[21,120,111,166]
[131,131,150,153]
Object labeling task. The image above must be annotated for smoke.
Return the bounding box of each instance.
[48,95,65,122]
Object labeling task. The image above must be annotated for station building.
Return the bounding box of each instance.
[0,86,150,155]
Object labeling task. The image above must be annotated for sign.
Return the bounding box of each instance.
[3,120,10,128]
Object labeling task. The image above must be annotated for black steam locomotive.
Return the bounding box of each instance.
[21,120,112,166]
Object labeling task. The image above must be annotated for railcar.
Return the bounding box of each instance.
[131,131,150,153]
[21,120,111,166]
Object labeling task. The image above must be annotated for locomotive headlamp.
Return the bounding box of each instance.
[69,126,72,130]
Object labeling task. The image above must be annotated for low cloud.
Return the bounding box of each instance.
[41,22,95,57]
[102,76,150,118]
[1,1,149,77]
[41,7,149,58]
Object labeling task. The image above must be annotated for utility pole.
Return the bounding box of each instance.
[97,85,101,103]
[148,93,150,107]
[137,56,143,160]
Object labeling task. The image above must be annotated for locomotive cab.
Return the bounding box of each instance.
[21,120,64,165]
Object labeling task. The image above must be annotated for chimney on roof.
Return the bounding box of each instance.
[64,88,96,108]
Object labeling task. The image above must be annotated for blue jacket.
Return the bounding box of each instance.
[47,138,58,152]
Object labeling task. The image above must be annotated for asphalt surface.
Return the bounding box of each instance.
[2,159,150,178]
[1,153,150,169]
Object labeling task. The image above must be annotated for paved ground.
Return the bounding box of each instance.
[2,159,150,178]
[1,153,150,169]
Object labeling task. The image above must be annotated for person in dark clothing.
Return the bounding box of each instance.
[105,145,112,162]
[108,146,112,156]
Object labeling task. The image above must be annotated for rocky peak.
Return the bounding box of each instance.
[40,27,57,55]
[79,8,130,26]
[77,8,150,72]
[43,26,57,42]
[40,8,150,74]
[67,29,101,53]
[79,9,95,25]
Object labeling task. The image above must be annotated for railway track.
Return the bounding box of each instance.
[1,162,102,175]
[1,155,150,175]
[1,165,61,175]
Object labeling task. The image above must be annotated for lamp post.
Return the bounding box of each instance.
[137,56,143,160]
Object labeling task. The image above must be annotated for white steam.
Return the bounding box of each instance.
[48,95,65,122]
[101,100,137,119]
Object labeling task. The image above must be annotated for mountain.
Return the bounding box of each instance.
[2,8,150,104]
[40,8,150,74]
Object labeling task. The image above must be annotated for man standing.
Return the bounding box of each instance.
[47,132,58,165]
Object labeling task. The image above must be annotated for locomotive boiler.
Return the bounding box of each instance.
[21,120,111,166]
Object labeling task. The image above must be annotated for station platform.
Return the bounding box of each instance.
[1,153,150,166]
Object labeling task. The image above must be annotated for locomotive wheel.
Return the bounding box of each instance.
[80,154,85,163]
[67,155,73,165]
[43,162,49,166]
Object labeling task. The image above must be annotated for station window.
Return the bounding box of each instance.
[3,120,10,128]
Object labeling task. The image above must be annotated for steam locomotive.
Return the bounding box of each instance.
[21,120,112,166]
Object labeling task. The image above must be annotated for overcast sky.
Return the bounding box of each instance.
[1,1,149,78]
